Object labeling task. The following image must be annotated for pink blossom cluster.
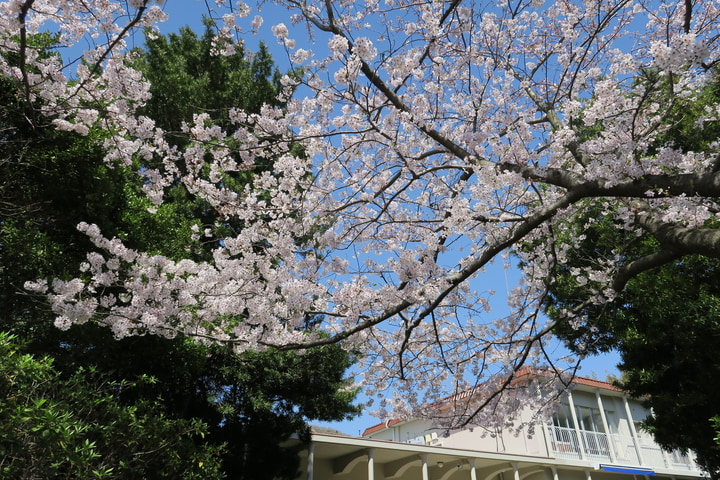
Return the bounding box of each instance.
[7,0,720,430]
[650,33,710,72]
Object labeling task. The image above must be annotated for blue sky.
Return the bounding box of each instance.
[151,0,307,67]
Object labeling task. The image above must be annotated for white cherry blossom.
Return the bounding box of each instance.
[7,0,720,431]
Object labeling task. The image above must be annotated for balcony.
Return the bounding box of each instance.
[546,425,699,472]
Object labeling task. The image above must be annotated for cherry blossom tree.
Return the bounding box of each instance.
[6,0,720,430]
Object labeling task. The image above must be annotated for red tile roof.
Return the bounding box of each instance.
[362,418,404,436]
[572,375,622,392]
[361,370,622,437]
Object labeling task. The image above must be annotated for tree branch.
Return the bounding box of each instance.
[635,201,720,258]
[612,248,684,292]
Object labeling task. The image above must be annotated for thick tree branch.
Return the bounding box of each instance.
[634,201,720,258]
[612,248,684,292]
[276,188,584,351]
[17,0,35,122]
[597,171,720,198]
[500,166,720,199]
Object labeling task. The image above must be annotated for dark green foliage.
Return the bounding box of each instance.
[203,345,360,478]
[548,223,720,474]
[1,35,128,336]
[619,263,720,475]
[49,332,360,479]
[133,21,282,148]
[0,332,225,479]
[545,69,720,477]
[641,68,720,156]
[1,27,359,479]
[124,22,290,255]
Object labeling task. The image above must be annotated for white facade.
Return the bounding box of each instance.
[292,376,705,480]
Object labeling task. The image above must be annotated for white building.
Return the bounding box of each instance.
[291,374,704,480]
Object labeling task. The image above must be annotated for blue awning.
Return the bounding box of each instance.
[598,464,656,475]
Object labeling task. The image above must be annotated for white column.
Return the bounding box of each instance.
[367,448,375,480]
[306,443,314,480]
[660,445,672,468]
[541,422,551,456]
[551,466,559,480]
[568,391,587,459]
[421,453,429,480]
[513,462,520,480]
[469,459,478,480]
[650,407,672,468]
[596,390,617,462]
[623,395,645,465]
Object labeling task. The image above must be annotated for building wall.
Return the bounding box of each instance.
[368,401,551,455]
[439,419,549,456]
[368,419,436,444]
[298,433,703,480]
[364,385,694,473]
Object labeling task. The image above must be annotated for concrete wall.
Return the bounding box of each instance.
[365,389,654,460]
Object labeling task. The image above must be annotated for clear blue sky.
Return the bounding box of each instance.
[151,0,306,66]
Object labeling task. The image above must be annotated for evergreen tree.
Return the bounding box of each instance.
[544,70,720,476]
[1,26,359,479]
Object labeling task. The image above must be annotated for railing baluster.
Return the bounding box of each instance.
[546,426,697,471]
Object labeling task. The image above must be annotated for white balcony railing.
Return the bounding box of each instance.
[546,425,698,472]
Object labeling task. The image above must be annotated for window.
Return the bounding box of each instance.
[552,404,575,429]
[576,406,605,433]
